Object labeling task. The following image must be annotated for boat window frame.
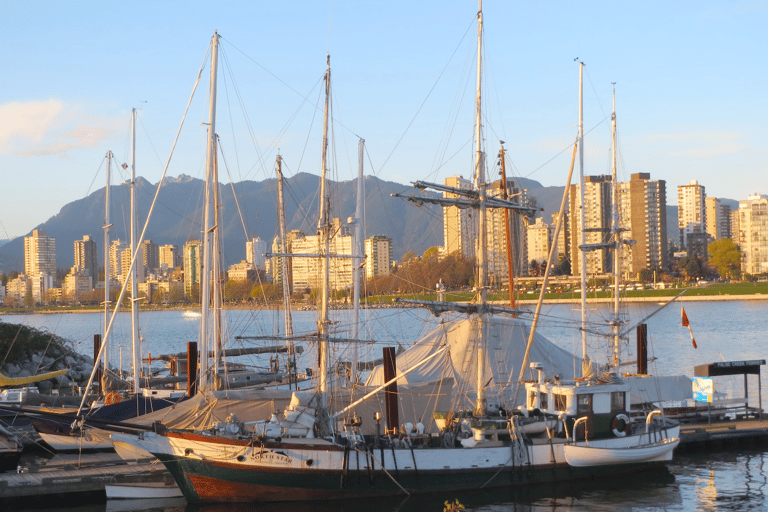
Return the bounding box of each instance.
[611,391,626,412]
[577,393,592,416]
[554,393,567,412]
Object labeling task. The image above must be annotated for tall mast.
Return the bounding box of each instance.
[275,155,295,387]
[318,54,332,413]
[200,31,219,392]
[498,143,515,310]
[577,60,588,375]
[351,138,365,385]
[103,151,112,376]
[611,83,621,371]
[212,135,222,390]
[129,108,140,394]
[473,0,487,416]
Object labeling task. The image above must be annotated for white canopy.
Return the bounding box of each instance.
[365,315,579,408]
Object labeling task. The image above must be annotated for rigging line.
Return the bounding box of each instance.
[219,36,363,141]
[217,139,250,243]
[522,116,609,180]
[375,17,476,177]
[584,67,606,119]
[75,34,210,418]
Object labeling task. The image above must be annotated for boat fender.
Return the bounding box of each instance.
[611,414,631,437]
[105,392,120,405]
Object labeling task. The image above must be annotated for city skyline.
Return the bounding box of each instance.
[1,1,766,242]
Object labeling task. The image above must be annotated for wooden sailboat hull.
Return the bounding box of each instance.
[113,427,680,503]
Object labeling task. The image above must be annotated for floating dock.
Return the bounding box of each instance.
[0,451,173,506]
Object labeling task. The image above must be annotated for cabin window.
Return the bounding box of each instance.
[554,393,567,412]
[529,391,537,409]
[611,391,625,412]
[577,394,592,416]
[539,392,548,410]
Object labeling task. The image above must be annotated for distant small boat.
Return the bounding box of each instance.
[563,437,680,467]
[105,481,183,499]
[182,310,201,318]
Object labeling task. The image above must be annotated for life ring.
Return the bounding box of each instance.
[611,413,631,437]
[105,392,120,405]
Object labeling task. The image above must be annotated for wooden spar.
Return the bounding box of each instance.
[498,143,515,311]
[513,140,578,404]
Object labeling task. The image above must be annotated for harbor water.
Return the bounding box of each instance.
[3,299,768,510]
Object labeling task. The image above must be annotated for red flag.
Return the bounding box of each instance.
[682,308,697,348]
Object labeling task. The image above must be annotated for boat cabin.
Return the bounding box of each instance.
[524,364,631,440]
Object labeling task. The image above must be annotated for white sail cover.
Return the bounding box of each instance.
[365,315,578,407]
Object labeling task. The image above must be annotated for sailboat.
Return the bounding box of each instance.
[112,9,679,503]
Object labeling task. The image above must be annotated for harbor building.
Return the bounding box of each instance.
[270,229,306,293]
[678,179,706,253]
[617,173,668,277]
[737,194,768,275]
[365,235,392,279]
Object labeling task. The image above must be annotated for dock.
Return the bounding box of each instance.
[0,451,173,506]
[678,417,768,451]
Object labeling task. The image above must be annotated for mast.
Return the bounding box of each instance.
[473,0,487,417]
[129,107,140,394]
[318,54,332,414]
[200,31,219,392]
[103,151,112,378]
[351,138,365,385]
[577,60,588,376]
[275,155,295,387]
[212,135,222,390]
[611,83,621,371]
[498,143,515,310]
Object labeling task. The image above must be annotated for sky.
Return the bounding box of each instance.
[1,0,766,241]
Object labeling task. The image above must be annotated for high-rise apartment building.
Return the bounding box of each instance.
[526,217,552,267]
[568,175,613,276]
[183,240,203,298]
[24,229,56,277]
[159,244,181,270]
[246,237,268,270]
[485,180,531,283]
[270,229,305,291]
[442,175,476,260]
[109,240,128,280]
[617,173,668,276]
[24,229,57,302]
[73,235,98,278]
[365,235,392,280]
[141,240,160,273]
[678,180,706,251]
[291,226,353,291]
[738,194,768,275]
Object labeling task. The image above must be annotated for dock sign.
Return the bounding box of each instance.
[692,377,714,403]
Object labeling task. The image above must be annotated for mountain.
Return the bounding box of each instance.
[0,173,458,273]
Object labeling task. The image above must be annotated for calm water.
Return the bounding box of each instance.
[4,299,768,510]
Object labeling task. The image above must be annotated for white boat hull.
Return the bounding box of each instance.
[563,437,680,467]
[106,482,183,499]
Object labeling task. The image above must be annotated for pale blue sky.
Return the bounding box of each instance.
[1,1,766,240]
